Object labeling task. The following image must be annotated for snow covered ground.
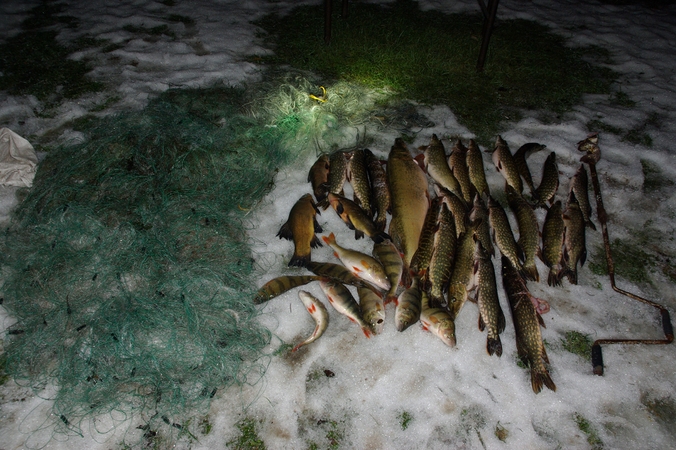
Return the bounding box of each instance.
[2,0,676,448]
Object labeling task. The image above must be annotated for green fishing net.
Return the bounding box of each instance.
[0,76,384,441]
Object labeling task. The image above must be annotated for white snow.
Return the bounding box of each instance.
[2,0,676,448]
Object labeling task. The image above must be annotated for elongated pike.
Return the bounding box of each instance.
[426,201,457,308]
[293,291,329,351]
[420,291,456,347]
[501,256,556,394]
[319,150,350,209]
[328,192,390,242]
[569,164,596,230]
[276,193,323,267]
[513,142,546,196]
[319,279,372,338]
[323,232,390,291]
[358,285,385,334]
[472,240,505,356]
[364,149,390,232]
[387,138,430,277]
[447,225,478,318]
[448,139,474,203]
[308,153,330,204]
[347,149,373,217]
[466,139,490,196]
[507,186,540,282]
[540,200,565,287]
[470,193,493,256]
[372,240,404,304]
[562,193,587,285]
[253,275,323,304]
[492,136,523,194]
[395,277,422,332]
[487,195,524,274]
[534,151,559,208]
[422,134,464,202]
[410,196,443,277]
[435,185,468,238]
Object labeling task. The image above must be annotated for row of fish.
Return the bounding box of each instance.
[258,134,598,393]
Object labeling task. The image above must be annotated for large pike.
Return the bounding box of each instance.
[347,149,373,217]
[364,149,390,232]
[501,256,556,394]
[569,164,596,230]
[435,185,468,238]
[420,291,456,347]
[492,136,523,194]
[472,240,505,356]
[358,286,386,334]
[534,151,559,208]
[447,225,478,318]
[254,275,323,304]
[507,186,540,282]
[422,134,464,201]
[562,193,587,285]
[372,240,404,304]
[327,192,390,242]
[308,153,330,204]
[387,138,430,279]
[319,279,373,338]
[318,150,350,209]
[470,193,493,256]
[276,193,323,267]
[293,291,329,351]
[394,277,422,332]
[425,201,457,308]
[539,200,565,287]
[513,142,546,196]
[323,232,390,291]
[448,139,474,203]
[466,139,490,196]
[409,196,443,277]
[487,195,524,274]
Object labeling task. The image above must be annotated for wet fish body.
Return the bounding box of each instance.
[276,193,323,267]
[426,202,457,308]
[472,241,505,356]
[423,134,463,201]
[562,194,587,285]
[513,142,546,196]
[410,196,443,277]
[372,240,404,304]
[254,275,323,304]
[501,256,556,394]
[319,150,350,209]
[306,261,376,291]
[507,186,540,282]
[358,286,385,334]
[540,200,565,287]
[328,192,389,242]
[492,136,523,194]
[420,291,456,347]
[308,154,330,204]
[436,186,468,238]
[570,164,596,230]
[347,149,373,217]
[470,194,493,257]
[319,279,372,338]
[447,226,477,318]
[487,195,524,274]
[534,151,559,208]
[466,139,490,196]
[293,291,330,351]
[323,232,391,291]
[448,139,474,203]
[364,149,390,232]
[395,277,422,332]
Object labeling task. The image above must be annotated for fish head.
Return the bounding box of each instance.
[395,310,418,332]
[437,319,456,347]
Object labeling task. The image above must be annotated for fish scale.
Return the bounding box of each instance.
[492,136,523,194]
[562,194,586,285]
[507,186,540,282]
[570,164,596,230]
[472,240,505,357]
[347,149,373,217]
[447,224,478,318]
[410,196,443,277]
[448,139,474,203]
[423,134,463,201]
[470,194,493,257]
[466,139,490,196]
[319,150,349,209]
[364,148,390,233]
[540,200,565,287]
[487,195,524,275]
[534,151,559,208]
[426,202,457,308]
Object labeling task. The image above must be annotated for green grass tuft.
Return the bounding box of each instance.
[561,331,593,359]
[254,0,617,143]
[398,411,413,430]
[574,413,604,449]
[228,418,267,450]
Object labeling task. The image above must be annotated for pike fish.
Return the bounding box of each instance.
[293,290,329,351]
[372,240,404,304]
[277,193,323,267]
[364,149,390,232]
[323,232,391,291]
[387,138,430,276]
[507,186,540,282]
[328,192,390,242]
[426,201,457,308]
[420,291,456,347]
[570,164,596,230]
[492,136,523,194]
[447,225,478,318]
[501,256,556,394]
[394,277,422,332]
[470,193,493,256]
[487,195,524,274]
[319,150,350,209]
[410,196,443,277]
[472,240,505,356]
[358,285,386,334]
[254,275,323,304]
[422,134,464,201]
[466,139,490,196]
[540,200,565,287]
[534,151,559,208]
[448,139,474,203]
[513,142,546,196]
[308,153,330,204]
[435,185,468,238]
[347,149,373,217]
[319,278,373,338]
[562,193,587,285]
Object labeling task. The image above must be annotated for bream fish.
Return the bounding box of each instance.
[276,193,323,267]
[308,153,330,204]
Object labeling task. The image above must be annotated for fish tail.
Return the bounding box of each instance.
[288,253,311,268]
[428,294,445,309]
[547,268,562,287]
[317,197,330,210]
[384,295,398,305]
[531,368,556,394]
[322,232,336,246]
[372,231,392,244]
[487,335,502,357]
[586,220,597,231]
[523,263,540,282]
[563,266,578,285]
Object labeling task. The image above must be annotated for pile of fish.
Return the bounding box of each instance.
[255,134,596,394]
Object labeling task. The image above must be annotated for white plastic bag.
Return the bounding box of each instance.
[0,127,38,187]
